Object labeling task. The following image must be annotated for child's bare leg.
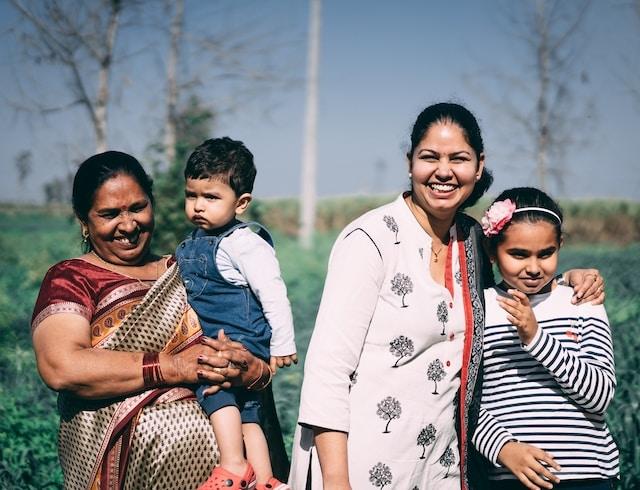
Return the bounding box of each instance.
[211,406,247,476]
[242,422,271,483]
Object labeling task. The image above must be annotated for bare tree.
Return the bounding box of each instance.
[162,0,184,168]
[9,0,127,152]
[154,1,302,170]
[623,0,640,105]
[14,150,33,187]
[475,0,593,192]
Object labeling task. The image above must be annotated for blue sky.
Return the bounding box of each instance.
[1,0,639,204]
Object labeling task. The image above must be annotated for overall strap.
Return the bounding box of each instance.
[221,220,274,248]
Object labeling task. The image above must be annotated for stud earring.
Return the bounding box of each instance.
[408,172,413,178]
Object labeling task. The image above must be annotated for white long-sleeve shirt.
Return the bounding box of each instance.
[217,226,296,357]
[472,285,619,481]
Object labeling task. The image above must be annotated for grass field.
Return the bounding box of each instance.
[0,204,638,488]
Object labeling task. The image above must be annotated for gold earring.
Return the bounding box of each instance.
[82,228,89,244]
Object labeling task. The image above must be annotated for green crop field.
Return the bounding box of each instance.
[0,204,638,489]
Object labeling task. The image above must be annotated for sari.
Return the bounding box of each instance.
[32,259,288,490]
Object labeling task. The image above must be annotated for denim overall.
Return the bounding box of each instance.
[176,219,274,420]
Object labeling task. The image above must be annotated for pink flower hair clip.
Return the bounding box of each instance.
[481,199,516,237]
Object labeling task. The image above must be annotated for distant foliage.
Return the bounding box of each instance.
[0,366,62,489]
[244,196,640,245]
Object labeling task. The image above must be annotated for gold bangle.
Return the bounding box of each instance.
[247,360,272,391]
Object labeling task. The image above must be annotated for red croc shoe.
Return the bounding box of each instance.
[256,477,291,490]
[198,464,257,490]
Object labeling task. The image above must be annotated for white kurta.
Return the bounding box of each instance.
[290,195,467,489]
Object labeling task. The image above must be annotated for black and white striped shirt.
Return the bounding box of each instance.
[472,285,619,481]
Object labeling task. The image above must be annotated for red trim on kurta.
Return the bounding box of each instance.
[445,239,455,298]
[457,228,475,490]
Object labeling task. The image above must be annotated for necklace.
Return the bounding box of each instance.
[90,250,160,282]
[430,243,445,263]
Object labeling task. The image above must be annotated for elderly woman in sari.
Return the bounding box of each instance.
[31,151,287,489]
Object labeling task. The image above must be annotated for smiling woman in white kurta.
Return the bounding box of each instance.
[292,194,474,488]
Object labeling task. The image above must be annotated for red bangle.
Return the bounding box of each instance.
[142,352,165,388]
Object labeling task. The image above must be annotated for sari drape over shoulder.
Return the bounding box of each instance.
[32,259,288,490]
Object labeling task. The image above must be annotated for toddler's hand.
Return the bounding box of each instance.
[498,441,561,490]
[269,354,298,373]
[497,289,538,345]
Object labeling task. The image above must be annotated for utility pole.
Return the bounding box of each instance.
[299,0,321,248]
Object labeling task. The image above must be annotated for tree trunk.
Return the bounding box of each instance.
[164,0,184,169]
[535,0,550,191]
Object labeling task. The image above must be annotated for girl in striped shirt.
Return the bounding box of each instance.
[472,187,619,490]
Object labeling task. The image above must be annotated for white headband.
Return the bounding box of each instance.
[513,206,562,224]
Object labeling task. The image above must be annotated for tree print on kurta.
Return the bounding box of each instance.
[383,215,400,244]
[391,273,413,308]
[427,359,446,395]
[437,300,449,335]
[389,335,414,367]
[416,423,437,459]
[439,447,455,477]
[369,462,392,489]
[376,396,401,433]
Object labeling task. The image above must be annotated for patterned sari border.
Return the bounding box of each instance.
[456,229,474,490]
[95,282,150,314]
[31,301,91,332]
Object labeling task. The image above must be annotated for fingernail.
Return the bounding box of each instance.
[197,370,204,378]
[197,355,205,364]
